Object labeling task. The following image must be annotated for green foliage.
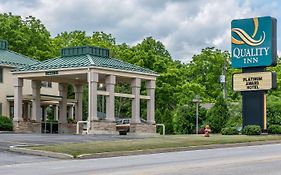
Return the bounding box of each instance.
[267,125,281,134]
[67,118,76,124]
[267,96,281,126]
[206,95,230,133]
[0,13,53,60]
[226,101,242,127]
[242,125,261,135]
[0,116,13,131]
[187,48,230,100]
[221,127,239,135]
[173,105,207,134]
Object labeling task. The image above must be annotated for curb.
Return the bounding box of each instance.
[77,140,281,159]
[0,131,14,134]
[9,145,74,159]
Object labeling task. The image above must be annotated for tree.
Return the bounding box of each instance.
[187,48,230,100]
[0,13,53,60]
[173,104,207,134]
[206,94,230,133]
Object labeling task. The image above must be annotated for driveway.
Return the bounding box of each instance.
[0,133,148,148]
[0,133,151,166]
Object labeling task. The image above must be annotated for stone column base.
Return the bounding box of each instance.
[89,121,118,134]
[58,123,78,134]
[130,123,156,134]
[13,121,41,133]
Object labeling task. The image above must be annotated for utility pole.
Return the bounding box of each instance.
[223,57,227,99]
[220,58,227,99]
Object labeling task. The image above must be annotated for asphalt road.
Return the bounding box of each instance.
[0,143,280,175]
[0,150,56,166]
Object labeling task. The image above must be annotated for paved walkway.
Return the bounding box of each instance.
[0,133,148,149]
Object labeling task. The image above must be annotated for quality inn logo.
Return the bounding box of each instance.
[231,16,276,68]
[231,18,265,46]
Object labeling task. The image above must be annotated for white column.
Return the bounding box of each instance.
[31,80,41,122]
[74,84,83,122]
[131,78,141,123]
[147,80,156,124]
[106,75,116,122]
[59,83,68,123]
[13,78,23,122]
[88,72,98,121]
[54,105,59,121]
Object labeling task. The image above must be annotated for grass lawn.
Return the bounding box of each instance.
[30,134,281,158]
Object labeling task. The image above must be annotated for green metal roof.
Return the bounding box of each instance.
[0,40,39,67]
[15,46,157,75]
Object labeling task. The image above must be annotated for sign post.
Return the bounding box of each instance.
[231,16,277,131]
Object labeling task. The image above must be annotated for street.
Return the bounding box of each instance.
[0,143,280,175]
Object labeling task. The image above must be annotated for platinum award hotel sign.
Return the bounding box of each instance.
[233,72,276,91]
[231,16,277,68]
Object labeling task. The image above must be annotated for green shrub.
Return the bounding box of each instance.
[172,104,207,134]
[0,116,13,131]
[206,95,230,133]
[242,125,261,135]
[267,96,281,126]
[221,127,239,135]
[67,118,76,124]
[267,125,281,134]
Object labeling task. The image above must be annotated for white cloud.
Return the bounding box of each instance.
[0,0,280,62]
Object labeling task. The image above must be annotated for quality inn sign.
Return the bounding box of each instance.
[231,16,277,68]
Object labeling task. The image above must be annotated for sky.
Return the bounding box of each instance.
[0,0,280,62]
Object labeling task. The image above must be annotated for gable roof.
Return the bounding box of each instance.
[14,46,158,75]
[0,40,39,67]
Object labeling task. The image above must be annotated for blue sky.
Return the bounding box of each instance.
[0,0,280,62]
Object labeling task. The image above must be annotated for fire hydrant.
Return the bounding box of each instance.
[204,125,211,137]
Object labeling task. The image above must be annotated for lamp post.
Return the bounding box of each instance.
[192,95,201,134]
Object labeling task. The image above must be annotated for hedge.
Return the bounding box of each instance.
[267,125,281,134]
[0,116,13,131]
[242,125,261,135]
[221,127,239,135]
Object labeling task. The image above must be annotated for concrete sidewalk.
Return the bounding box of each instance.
[0,133,152,150]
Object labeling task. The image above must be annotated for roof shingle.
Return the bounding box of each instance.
[0,49,39,68]
[15,46,157,75]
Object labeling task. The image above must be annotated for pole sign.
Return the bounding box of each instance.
[233,72,276,91]
[231,16,277,68]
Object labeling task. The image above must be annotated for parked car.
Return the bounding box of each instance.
[116,118,147,135]
[116,118,130,135]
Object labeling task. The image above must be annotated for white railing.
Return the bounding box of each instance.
[76,121,90,134]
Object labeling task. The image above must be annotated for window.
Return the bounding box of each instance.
[0,67,3,83]
[41,81,52,88]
